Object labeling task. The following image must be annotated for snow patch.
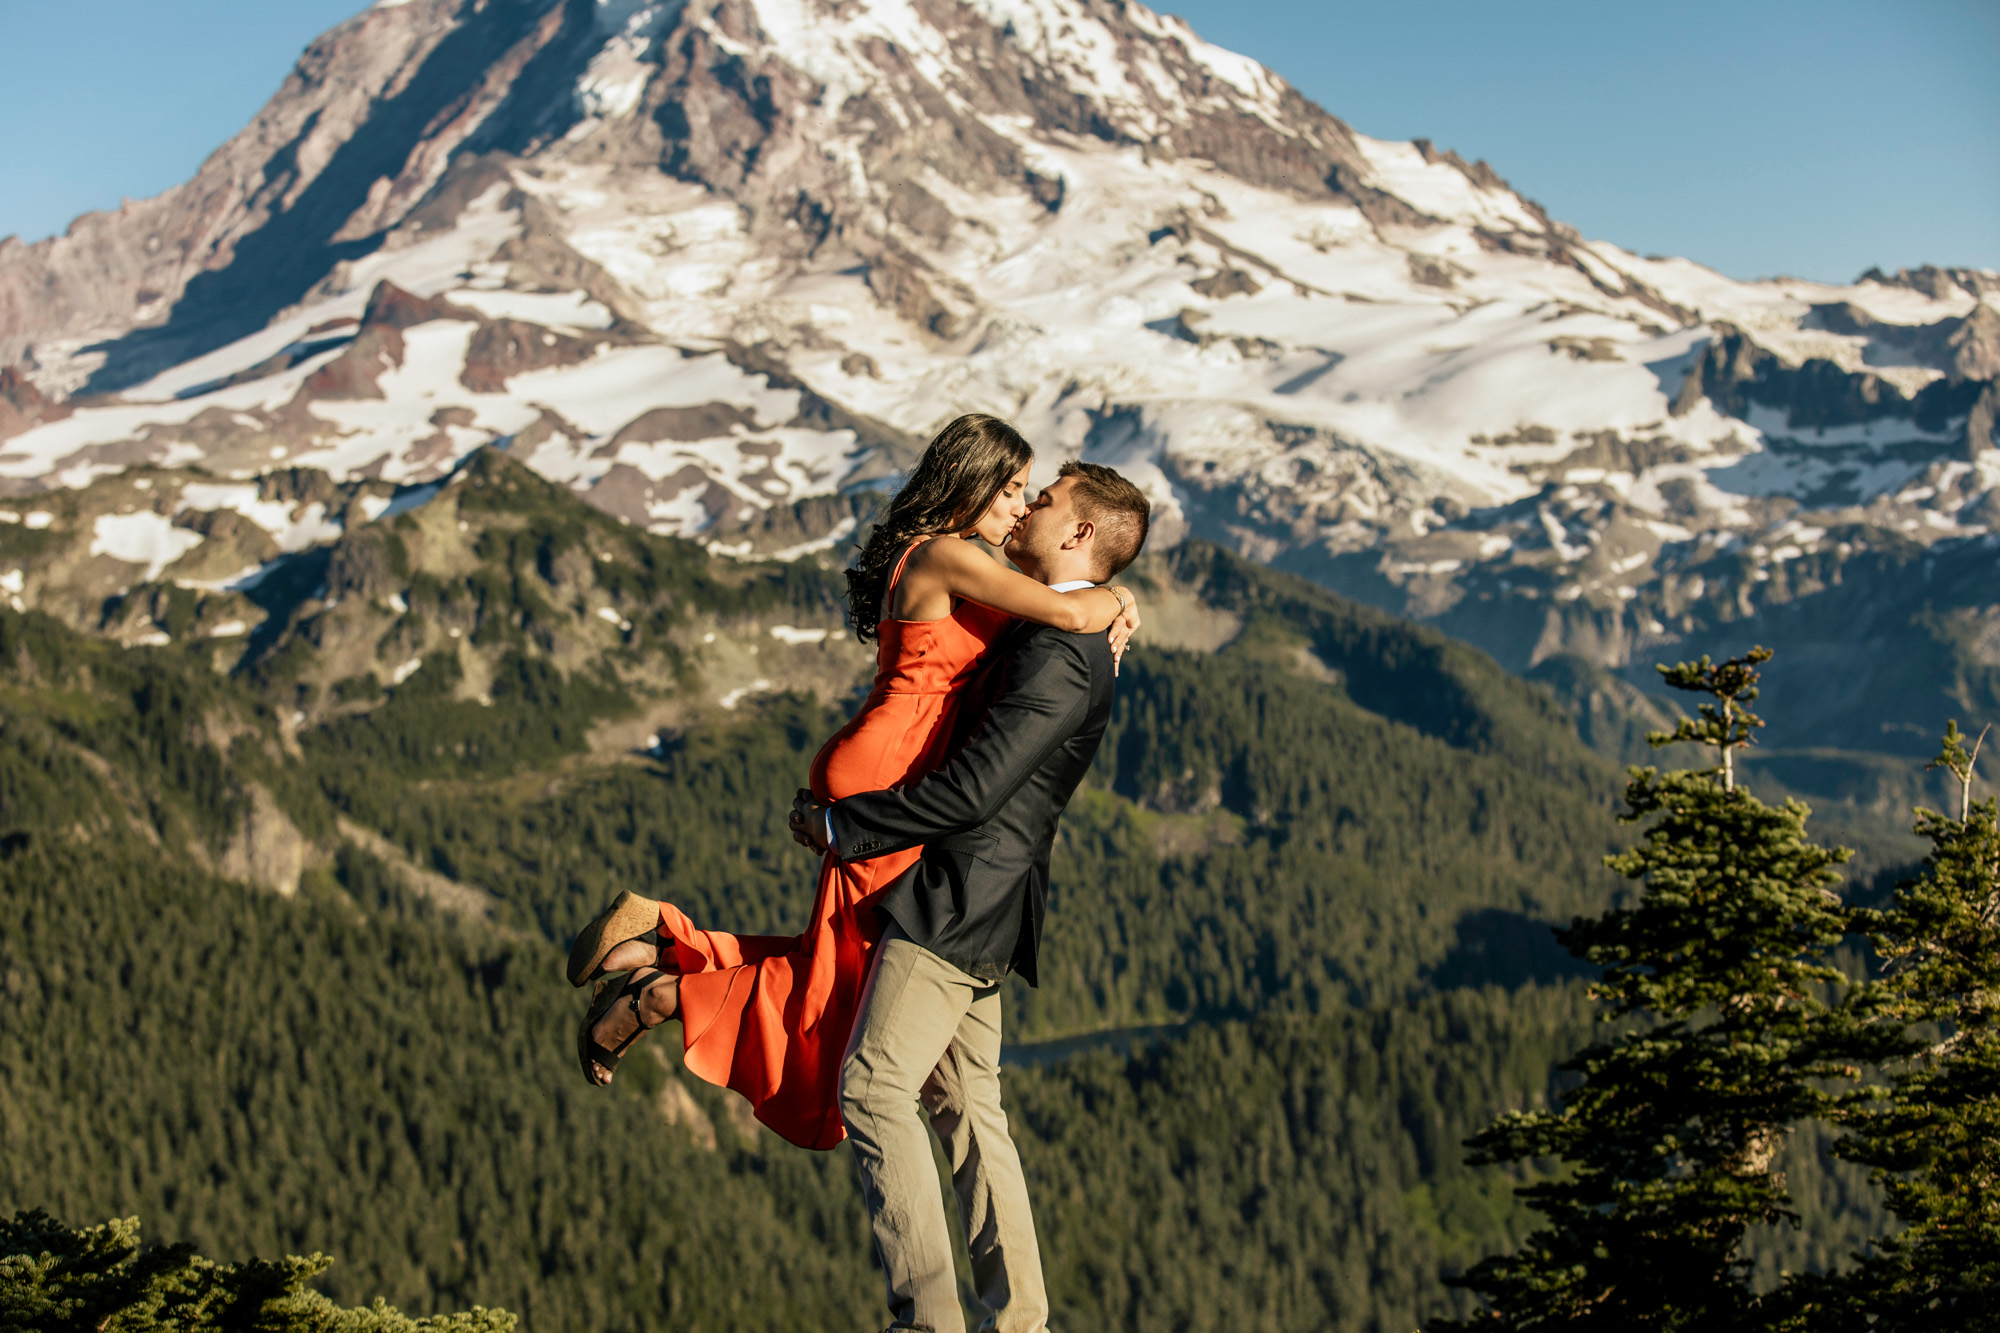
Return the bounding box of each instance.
[767,515,858,562]
[508,346,799,436]
[1352,136,1541,233]
[377,480,446,521]
[444,288,616,330]
[179,483,344,552]
[718,678,774,709]
[575,4,678,119]
[89,512,205,581]
[175,562,279,593]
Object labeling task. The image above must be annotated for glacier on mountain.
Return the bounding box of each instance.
[0,0,1991,761]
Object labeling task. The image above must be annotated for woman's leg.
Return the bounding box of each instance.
[585,969,680,1086]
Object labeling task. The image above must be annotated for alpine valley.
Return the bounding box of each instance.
[0,1,1987,1329]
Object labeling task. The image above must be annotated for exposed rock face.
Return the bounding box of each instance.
[301,325,407,401]
[1858,264,2000,302]
[460,318,601,392]
[0,366,72,441]
[1966,384,1999,459]
[630,0,1384,248]
[362,279,477,331]
[610,403,756,445]
[1676,323,1984,431]
[1948,302,2000,381]
[219,783,305,897]
[0,0,528,389]
[335,815,495,920]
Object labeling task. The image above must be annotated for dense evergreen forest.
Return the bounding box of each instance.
[0,455,1953,1329]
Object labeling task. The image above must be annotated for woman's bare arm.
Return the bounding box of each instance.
[902,537,1134,636]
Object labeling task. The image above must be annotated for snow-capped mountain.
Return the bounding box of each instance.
[2,0,1995,771]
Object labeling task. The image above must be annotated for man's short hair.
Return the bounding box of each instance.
[1058,460,1151,580]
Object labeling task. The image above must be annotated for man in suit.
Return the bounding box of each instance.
[789,461,1151,1333]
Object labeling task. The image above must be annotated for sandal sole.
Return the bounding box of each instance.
[576,974,621,1084]
[565,890,664,987]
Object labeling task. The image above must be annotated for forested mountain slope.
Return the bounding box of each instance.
[0,454,1879,1329]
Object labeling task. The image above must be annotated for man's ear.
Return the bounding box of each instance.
[1060,518,1095,551]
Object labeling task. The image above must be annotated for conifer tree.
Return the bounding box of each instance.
[1792,722,2000,1330]
[0,1211,516,1333]
[1434,648,1866,1331]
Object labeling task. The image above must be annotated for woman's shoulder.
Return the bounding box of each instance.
[906,532,961,560]
[902,534,977,575]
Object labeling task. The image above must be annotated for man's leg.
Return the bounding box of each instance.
[841,929,981,1333]
[923,986,1050,1333]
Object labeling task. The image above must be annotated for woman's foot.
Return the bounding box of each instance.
[598,936,661,975]
[583,968,679,1087]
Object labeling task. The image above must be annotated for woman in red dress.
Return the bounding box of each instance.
[565,414,1139,1149]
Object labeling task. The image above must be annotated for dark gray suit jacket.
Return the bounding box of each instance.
[826,622,1115,985]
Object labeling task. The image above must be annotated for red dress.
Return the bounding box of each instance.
[655,542,1012,1149]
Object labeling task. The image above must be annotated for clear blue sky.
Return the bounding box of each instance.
[0,0,1993,283]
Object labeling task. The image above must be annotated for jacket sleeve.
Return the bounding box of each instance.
[828,629,1090,861]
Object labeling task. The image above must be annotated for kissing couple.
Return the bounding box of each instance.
[564,412,1153,1332]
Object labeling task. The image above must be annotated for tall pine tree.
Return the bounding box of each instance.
[1434,648,1866,1331]
[1791,722,2000,1330]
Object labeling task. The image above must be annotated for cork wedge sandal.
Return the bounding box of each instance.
[566,890,664,988]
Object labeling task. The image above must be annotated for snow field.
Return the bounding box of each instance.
[5,0,1994,607]
[89,512,206,582]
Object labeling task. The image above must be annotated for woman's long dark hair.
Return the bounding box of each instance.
[845,413,1033,642]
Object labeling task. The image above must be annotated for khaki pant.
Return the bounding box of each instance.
[839,928,1049,1333]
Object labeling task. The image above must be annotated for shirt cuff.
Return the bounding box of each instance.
[823,809,836,854]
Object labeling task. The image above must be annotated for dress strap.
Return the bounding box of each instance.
[886,539,924,600]
[884,536,928,624]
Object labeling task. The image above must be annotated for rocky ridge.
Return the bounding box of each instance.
[0,0,1995,793]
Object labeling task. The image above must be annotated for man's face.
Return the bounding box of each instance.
[1009,474,1082,572]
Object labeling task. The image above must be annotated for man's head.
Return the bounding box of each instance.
[1007,461,1152,585]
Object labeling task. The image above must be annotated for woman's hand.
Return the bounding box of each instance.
[1106,585,1140,672]
[789,788,829,854]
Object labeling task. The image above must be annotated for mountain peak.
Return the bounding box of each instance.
[0,0,1994,739]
